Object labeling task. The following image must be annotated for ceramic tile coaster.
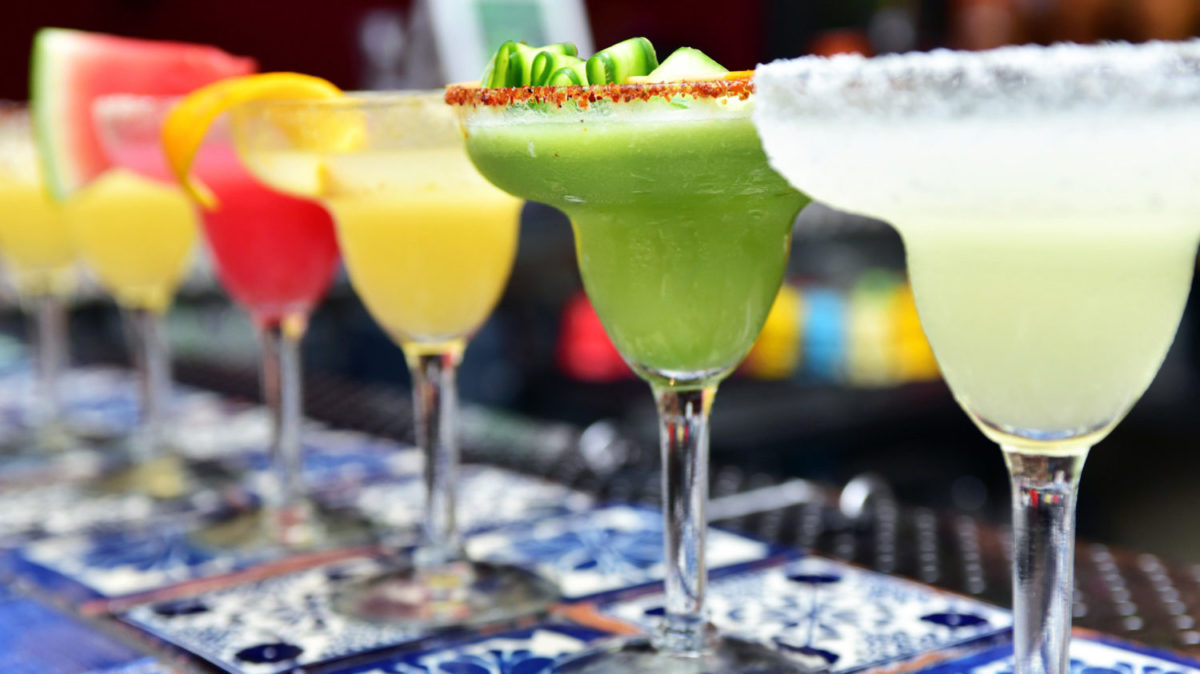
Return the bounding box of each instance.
[0,366,139,440]
[0,365,248,455]
[0,596,151,673]
[238,427,421,496]
[8,523,258,602]
[354,465,594,542]
[917,634,1200,674]
[601,555,1012,673]
[325,623,613,674]
[466,505,773,601]
[87,661,173,674]
[119,559,432,674]
[4,463,586,605]
[0,480,201,546]
[0,447,116,488]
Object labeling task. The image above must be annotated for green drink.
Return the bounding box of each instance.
[450,63,808,672]
[463,94,806,386]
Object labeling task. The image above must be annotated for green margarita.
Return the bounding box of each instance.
[449,39,809,673]
[465,101,804,384]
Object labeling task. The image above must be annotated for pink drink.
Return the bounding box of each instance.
[106,142,339,327]
[192,147,339,326]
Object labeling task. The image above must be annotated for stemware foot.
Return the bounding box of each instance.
[332,559,558,629]
[556,634,816,674]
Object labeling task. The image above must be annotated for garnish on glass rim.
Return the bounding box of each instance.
[476,37,740,89]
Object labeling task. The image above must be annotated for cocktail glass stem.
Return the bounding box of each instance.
[1002,446,1088,674]
[257,314,312,545]
[32,293,68,448]
[123,307,171,459]
[653,384,717,656]
[404,345,465,568]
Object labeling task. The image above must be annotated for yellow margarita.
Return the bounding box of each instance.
[237,116,521,354]
[69,170,197,312]
[324,149,519,350]
[0,177,74,296]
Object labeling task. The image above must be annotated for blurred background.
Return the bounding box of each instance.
[1,0,1199,560]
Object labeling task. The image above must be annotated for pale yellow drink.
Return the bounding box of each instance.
[69,170,197,312]
[755,68,1200,452]
[241,147,521,352]
[0,165,74,296]
[903,218,1195,450]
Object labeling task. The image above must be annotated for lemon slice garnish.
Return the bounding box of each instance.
[161,72,347,209]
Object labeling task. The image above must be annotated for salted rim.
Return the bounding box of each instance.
[755,39,1200,119]
[444,74,754,108]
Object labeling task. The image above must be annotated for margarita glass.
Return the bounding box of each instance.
[99,95,344,549]
[230,91,550,627]
[753,41,1200,674]
[0,104,77,452]
[447,79,809,671]
[72,104,201,497]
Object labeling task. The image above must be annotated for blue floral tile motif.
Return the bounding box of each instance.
[355,466,593,544]
[918,636,1200,674]
[602,555,1012,673]
[245,428,421,493]
[86,658,174,674]
[0,366,141,438]
[466,506,770,600]
[0,366,231,442]
[15,524,252,599]
[0,447,115,488]
[0,597,148,673]
[329,625,612,674]
[120,559,430,674]
[177,411,420,498]
[0,482,178,546]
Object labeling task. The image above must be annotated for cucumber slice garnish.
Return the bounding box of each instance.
[585,37,658,85]
[531,52,584,86]
[547,63,587,86]
[483,40,516,88]
[505,42,541,86]
[644,46,728,82]
[484,41,582,87]
[542,42,578,58]
[484,41,541,87]
[480,37,670,88]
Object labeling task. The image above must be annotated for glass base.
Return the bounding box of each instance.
[0,422,92,457]
[556,635,814,674]
[332,559,559,629]
[188,502,374,554]
[90,453,234,501]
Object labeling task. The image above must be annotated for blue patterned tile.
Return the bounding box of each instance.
[601,555,1012,672]
[0,366,141,439]
[328,624,613,674]
[245,428,421,493]
[0,597,149,673]
[84,658,172,674]
[466,505,772,601]
[0,481,190,546]
[354,466,593,543]
[0,365,253,459]
[918,635,1200,674]
[9,523,256,601]
[119,559,433,674]
[181,417,420,500]
[0,447,117,487]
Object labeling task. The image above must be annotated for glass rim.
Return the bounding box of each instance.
[756,39,1200,119]
[444,73,754,108]
[236,89,446,113]
[93,90,447,118]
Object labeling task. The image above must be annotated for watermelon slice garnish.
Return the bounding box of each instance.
[30,28,256,201]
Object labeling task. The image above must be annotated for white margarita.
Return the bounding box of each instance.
[754,42,1200,451]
